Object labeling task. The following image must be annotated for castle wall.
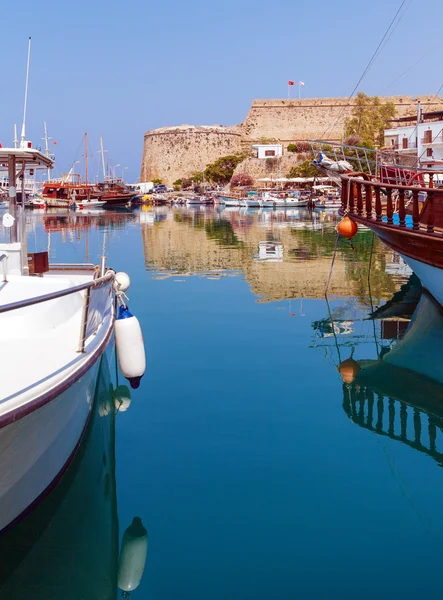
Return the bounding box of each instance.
[241,95,443,144]
[140,95,443,184]
[141,125,242,185]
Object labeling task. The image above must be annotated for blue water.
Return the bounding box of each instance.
[1,206,443,599]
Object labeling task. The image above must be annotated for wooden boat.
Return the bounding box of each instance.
[40,175,102,208]
[96,178,138,207]
[339,172,443,306]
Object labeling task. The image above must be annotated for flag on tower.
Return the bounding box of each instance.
[288,80,294,86]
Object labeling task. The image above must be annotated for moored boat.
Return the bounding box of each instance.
[0,146,146,532]
[338,172,443,307]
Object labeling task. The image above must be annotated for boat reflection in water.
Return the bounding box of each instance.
[0,356,148,599]
[341,291,443,464]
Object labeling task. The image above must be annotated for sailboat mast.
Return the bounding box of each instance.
[13,125,18,148]
[20,37,31,148]
[99,136,106,181]
[42,121,52,182]
[84,132,89,184]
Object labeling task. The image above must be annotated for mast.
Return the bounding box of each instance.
[99,136,106,182]
[84,132,89,184]
[20,37,31,148]
[13,125,18,148]
[42,121,52,182]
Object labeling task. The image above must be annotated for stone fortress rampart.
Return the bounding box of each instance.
[141,95,443,185]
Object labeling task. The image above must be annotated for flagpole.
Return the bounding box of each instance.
[288,83,290,99]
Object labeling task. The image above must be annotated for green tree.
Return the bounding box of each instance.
[286,160,318,178]
[204,154,246,185]
[344,92,395,148]
[190,171,204,184]
[287,143,297,153]
[152,178,163,185]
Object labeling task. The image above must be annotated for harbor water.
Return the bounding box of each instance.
[1,205,443,599]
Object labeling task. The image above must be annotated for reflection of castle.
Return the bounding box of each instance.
[141,208,409,302]
[342,292,443,466]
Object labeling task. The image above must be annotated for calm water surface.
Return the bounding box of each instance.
[1,205,442,599]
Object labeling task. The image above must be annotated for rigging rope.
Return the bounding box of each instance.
[321,0,410,141]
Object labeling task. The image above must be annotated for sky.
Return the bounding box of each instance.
[1,0,442,182]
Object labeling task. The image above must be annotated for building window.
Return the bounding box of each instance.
[402,138,408,149]
[427,148,433,157]
[264,150,276,157]
[424,129,433,143]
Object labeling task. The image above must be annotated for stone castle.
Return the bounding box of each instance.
[140,95,443,185]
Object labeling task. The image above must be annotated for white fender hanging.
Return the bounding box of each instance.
[118,517,148,594]
[114,304,146,389]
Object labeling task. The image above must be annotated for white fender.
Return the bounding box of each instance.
[115,305,146,389]
[118,517,148,593]
[115,271,131,292]
[113,384,132,412]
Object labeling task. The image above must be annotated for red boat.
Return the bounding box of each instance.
[40,174,103,208]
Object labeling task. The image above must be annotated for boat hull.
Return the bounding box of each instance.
[0,357,102,532]
[361,221,443,306]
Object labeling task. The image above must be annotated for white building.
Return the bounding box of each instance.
[384,111,443,170]
[252,144,283,159]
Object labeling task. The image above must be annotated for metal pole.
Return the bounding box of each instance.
[8,154,18,243]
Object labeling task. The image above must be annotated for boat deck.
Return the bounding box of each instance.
[0,272,114,417]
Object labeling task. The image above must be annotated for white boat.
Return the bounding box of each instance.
[186,196,213,205]
[221,196,240,207]
[0,146,145,533]
[241,198,260,208]
[75,199,106,209]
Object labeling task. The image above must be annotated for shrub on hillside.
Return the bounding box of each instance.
[230,173,254,188]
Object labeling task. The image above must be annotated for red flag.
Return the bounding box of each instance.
[288,80,294,86]
[53,140,57,145]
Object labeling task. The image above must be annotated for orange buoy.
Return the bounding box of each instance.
[338,358,360,384]
[337,216,358,240]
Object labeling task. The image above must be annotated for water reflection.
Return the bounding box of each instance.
[341,290,443,465]
[141,206,411,302]
[0,356,147,599]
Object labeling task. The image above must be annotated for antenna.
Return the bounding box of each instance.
[20,37,32,148]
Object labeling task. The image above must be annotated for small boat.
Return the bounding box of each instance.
[240,198,260,208]
[220,196,240,207]
[186,195,213,205]
[0,145,146,533]
[75,199,106,210]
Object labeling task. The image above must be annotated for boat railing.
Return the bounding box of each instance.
[343,383,443,466]
[0,269,115,353]
[0,254,8,283]
[341,174,443,233]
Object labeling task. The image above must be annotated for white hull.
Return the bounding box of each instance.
[222,198,240,207]
[0,359,101,531]
[399,254,443,306]
[241,199,260,208]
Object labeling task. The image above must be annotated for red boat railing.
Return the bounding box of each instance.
[340,174,443,234]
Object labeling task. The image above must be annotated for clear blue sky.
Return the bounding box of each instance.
[1,0,441,182]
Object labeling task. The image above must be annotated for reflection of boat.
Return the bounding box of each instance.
[0,356,148,599]
[340,292,443,465]
[0,356,119,599]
